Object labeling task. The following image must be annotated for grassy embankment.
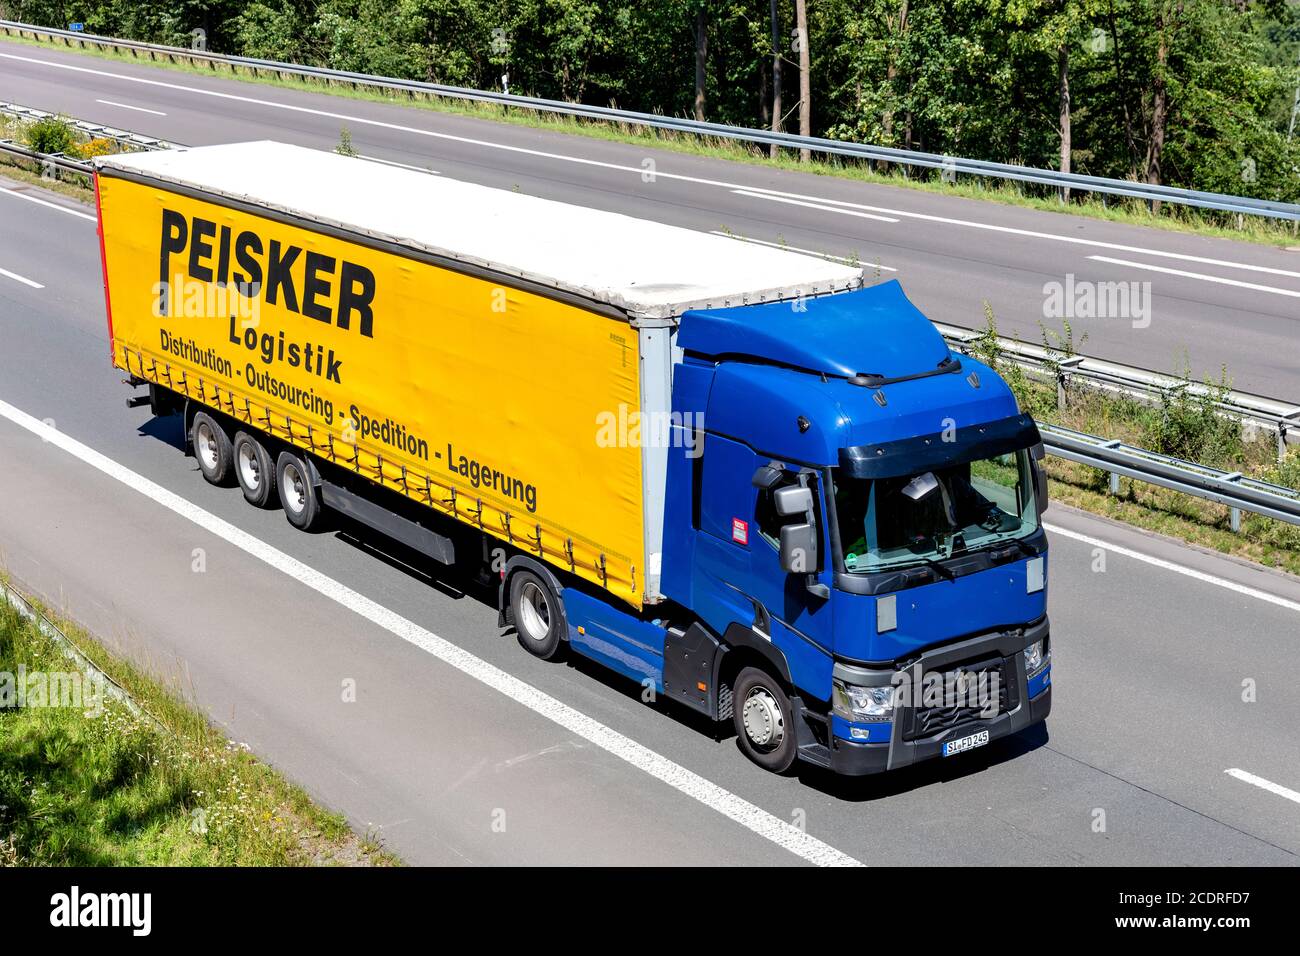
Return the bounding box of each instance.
[0,588,396,866]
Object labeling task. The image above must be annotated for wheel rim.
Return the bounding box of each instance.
[516,581,551,643]
[238,442,261,491]
[742,686,785,751]
[195,422,218,471]
[283,462,307,514]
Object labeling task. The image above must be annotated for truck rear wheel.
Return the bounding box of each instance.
[509,570,565,661]
[276,450,322,530]
[191,412,232,486]
[234,432,277,508]
[733,666,798,774]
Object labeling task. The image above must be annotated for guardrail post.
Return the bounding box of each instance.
[1280,411,1300,463]
[1222,473,1244,532]
[1056,355,1085,411]
[1102,439,1123,495]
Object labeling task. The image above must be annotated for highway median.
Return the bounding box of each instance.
[970,314,1300,576]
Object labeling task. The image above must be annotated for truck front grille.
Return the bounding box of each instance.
[902,657,1016,741]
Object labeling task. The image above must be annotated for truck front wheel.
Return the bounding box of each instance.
[276,451,322,530]
[733,666,798,774]
[509,570,565,661]
[191,412,232,486]
[233,432,277,508]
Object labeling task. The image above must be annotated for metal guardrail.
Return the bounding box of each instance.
[0,137,93,177]
[1040,423,1300,531]
[0,100,174,150]
[3,19,1299,222]
[0,100,173,180]
[938,323,1300,460]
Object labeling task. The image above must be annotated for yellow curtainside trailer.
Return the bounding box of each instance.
[97,158,648,605]
[94,142,859,612]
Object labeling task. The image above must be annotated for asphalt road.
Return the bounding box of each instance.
[1,177,1298,865]
[2,37,1300,399]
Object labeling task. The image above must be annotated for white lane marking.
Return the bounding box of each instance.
[1225,768,1300,806]
[0,266,43,289]
[1087,255,1300,299]
[1043,522,1300,615]
[733,189,899,223]
[7,51,1292,284]
[0,184,97,222]
[709,231,897,270]
[94,98,166,116]
[358,154,439,174]
[736,186,1300,281]
[0,396,861,868]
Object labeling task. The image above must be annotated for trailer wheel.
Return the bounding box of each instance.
[733,666,798,774]
[509,570,565,661]
[191,412,232,486]
[276,450,322,530]
[234,432,277,508]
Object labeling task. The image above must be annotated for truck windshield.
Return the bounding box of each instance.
[833,450,1038,573]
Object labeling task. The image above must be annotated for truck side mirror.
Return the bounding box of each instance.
[779,523,818,574]
[773,484,813,517]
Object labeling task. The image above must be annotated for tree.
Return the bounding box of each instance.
[770,0,782,157]
[694,3,708,121]
[882,0,909,166]
[795,0,811,159]
[5,0,1295,203]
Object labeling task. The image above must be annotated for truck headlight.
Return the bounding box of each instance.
[832,679,895,722]
[1024,638,1049,675]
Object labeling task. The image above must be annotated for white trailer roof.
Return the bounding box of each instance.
[97,141,864,319]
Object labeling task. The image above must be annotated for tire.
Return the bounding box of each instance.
[233,431,277,508]
[276,450,322,530]
[508,570,565,661]
[733,666,798,774]
[191,411,232,486]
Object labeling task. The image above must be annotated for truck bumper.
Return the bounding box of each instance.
[821,617,1051,777]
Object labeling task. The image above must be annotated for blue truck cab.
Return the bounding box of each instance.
[539,280,1051,777]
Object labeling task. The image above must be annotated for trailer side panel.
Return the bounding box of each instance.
[99,172,647,606]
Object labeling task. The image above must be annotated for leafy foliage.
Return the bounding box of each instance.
[3,0,1297,200]
[24,114,78,155]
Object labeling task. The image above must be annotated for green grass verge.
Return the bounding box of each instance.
[4,29,1299,249]
[0,588,398,866]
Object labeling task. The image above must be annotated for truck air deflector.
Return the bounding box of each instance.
[839,415,1041,480]
[678,281,951,379]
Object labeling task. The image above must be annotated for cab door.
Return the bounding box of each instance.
[689,433,834,698]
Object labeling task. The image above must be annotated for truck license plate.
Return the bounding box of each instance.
[942,730,989,757]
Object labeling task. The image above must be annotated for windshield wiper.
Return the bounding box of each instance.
[912,555,956,582]
[990,536,1038,560]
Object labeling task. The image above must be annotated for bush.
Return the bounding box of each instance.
[24,116,79,157]
[1146,368,1242,465]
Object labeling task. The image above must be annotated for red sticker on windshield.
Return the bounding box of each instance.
[732,518,749,545]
